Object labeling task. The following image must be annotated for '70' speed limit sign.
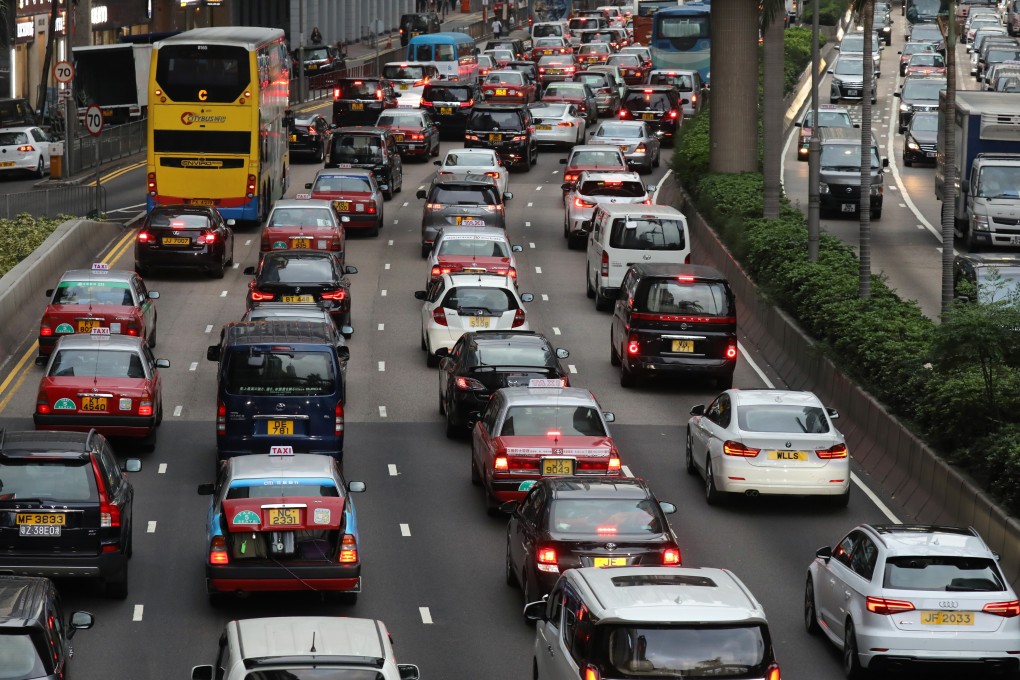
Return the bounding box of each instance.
[85,104,104,137]
[53,61,74,84]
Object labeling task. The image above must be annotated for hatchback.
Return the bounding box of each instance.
[433,148,509,195]
[618,85,683,145]
[0,126,51,177]
[135,204,235,277]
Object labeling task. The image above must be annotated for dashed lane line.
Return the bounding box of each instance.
[379,406,388,418]
[400,523,411,537]
[189,362,198,371]
[205,325,213,333]
[147,521,157,533]
[158,464,167,474]
[388,464,398,476]
[419,607,433,624]
[133,605,144,622]
[173,406,183,417]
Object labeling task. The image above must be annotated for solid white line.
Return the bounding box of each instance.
[622,465,634,478]
[400,523,411,537]
[535,266,542,274]
[379,406,388,418]
[189,362,198,371]
[173,405,182,417]
[219,290,228,297]
[381,289,388,296]
[378,323,385,331]
[158,463,167,474]
[568,364,577,374]
[529,242,535,248]
[132,605,144,622]
[204,325,213,333]
[378,361,386,372]
[147,521,156,533]
[419,607,433,624]
[541,294,549,301]
[244,239,252,246]
[737,341,774,389]
[851,472,901,523]
[385,263,391,270]
[552,326,561,335]
[388,464,398,476]
[651,168,673,204]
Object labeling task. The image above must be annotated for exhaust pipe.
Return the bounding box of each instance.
[745,490,759,497]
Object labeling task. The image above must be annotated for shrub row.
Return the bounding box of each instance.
[0,213,68,279]
[801,0,849,26]
[782,27,824,95]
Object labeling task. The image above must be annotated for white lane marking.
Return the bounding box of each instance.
[232,263,239,269]
[219,290,228,297]
[402,201,409,207]
[189,362,198,371]
[388,464,398,476]
[917,224,925,229]
[884,82,942,240]
[378,361,386,372]
[737,341,773,389]
[535,266,542,274]
[528,202,534,207]
[379,406,388,418]
[418,185,425,190]
[541,294,549,301]
[147,521,156,533]
[622,465,634,478]
[419,607,433,624]
[529,242,535,248]
[388,239,394,245]
[936,247,943,253]
[205,325,213,333]
[132,605,144,622]
[552,327,561,335]
[158,463,167,474]
[525,221,531,227]
[552,170,559,175]
[244,239,252,246]
[381,289,388,296]
[173,405,183,417]
[385,263,391,270]
[652,168,673,204]
[400,523,411,537]
[536,186,543,191]
[887,185,898,191]
[568,364,577,374]
[378,323,385,331]
[898,203,906,208]
[394,219,399,224]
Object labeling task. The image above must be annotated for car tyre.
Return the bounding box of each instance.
[484,483,500,516]
[470,454,481,485]
[586,265,596,299]
[654,148,661,168]
[594,285,612,311]
[421,244,430,258]
[843,620,866,679]
[805,576,821,634]
[35,157,45,178]
[828,487,851,508]
[426,349,439,368]
[903,157,912,167]
[705,457,723,505]
[148,323,157,349]
[207,591,229,606]
[685,429,697,474]
[505,536,518,587]
[619,354,638,388]
[445,403,459,439]
[610,334,621,367]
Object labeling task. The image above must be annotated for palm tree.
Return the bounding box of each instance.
[939,3,957,315]
[762,5,785,218]
[849,0,876,298]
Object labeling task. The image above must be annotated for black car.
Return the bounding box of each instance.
[609,264,737,389]
[294,44,342,76]
[902,110,938,166]
[0,430,141,598]
[243,251,358,329]
[894,75,946,132]
[505,477,681,604]
[435,331,570,437]
[874,4,894,45]
[135,204,235,278]
[325,127,404,199]
[465,104,539,170]
[332,78,399,126]
[0,576,94,678]
[288,112,330,162]
[421,81,484,137]
[953,253,1020,303]
[907,23,946,55]
[618,85,683,146]
[399,12,441,46]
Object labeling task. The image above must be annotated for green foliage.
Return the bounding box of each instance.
[0,214,67,278]
[802,0,849,25]
[974,425,1020,513]
[671,105,710,189]
[783,27,825,95]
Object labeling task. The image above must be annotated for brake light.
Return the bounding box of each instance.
[209,535,229,565]
[508,267,517,280]
[200,232,216,244]
[723,440,761,457]
[984,600,1020,617]
[334,87,342,99]
[494,455,508,470]
[725,344,738,359]
[663,547,681,565]
[618,109,629,118]
[138,400,153,417]
[512,308,526,328]
[125,323,140,337]
[608,456,621,472]
[635,144,647,153]
[668,109,679,119]
[216,401,226,435]
[17,145,34,152]
[484,171,500,179]
[456,376,486,390]
[537,547,559,572]
[459,100,474,107]
[92,456,120,528]
[583,666,601,680]
[564,173,579,183]
[574,197,595,208]
[147,172,157,196]
[320,289,347,300]
[433,307,448,326]
[246,174,257,199]
[691,93,697,103]
[36,398,50,414]
[335,402,345,434]
[339,533,359,562]
[250,290,275,301]
[557,121,575,127]
[601,251,609,277]
[766,664,781,680]
[40,325,52,336]
[539,67,546,72]
[866,596,915,615]
[627,333,639,355]
[420,99,432,107]
[307,126,317,136]
[816,443,848,459]
[137,231,152,243]
[431,265,453,277]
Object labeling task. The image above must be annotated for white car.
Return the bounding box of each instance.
[381,62,440,108]
[0,126,51,177]
[426,226,523,287]
[528,102,586,148]
[686,389,850,505]
[619,45,652,67]
[415,272,534,366]
[433,148,509,195]
[806,524,1020,677]
[563,170,652,247]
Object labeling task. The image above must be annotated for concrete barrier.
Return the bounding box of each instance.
[0,219,124,372]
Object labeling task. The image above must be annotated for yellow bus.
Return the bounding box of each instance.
[146,27,289,223]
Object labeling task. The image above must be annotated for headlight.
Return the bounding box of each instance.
[900,103,911,112]
[819,182,830,194]
[831,79,842,90]
[906,140,920,150]
[973,214,989,227]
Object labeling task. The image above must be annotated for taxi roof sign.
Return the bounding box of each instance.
[295,193,311,199]
[529,378,565,388]
[269,445,295,456]
[91,262,109,272]
[90,327,111,335]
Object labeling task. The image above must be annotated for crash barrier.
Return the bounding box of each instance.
[64,119,147,176]
[0,185,106,220]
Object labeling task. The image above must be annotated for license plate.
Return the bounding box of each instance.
[188,199,215,206]
[352,102,364,110]
[77,319,101,333]
[0,161,15,167]
[290,134,297,142]
[292,238,311,249]
[920,611,974,626]
[489,133,503,142]
[308,64,318,70]
[588,57,599,62]
[394,133,405,141]
[542,458,575,475]
[549,69,562,74]
[81,396,108,411]
[767,450,809,461]
[282,295,314,303]
[19,525,61,537]
[671,340,694,353]
[16,513,66,526]
[458,218,486,226]
[334,201,350,212]
[642,112,655,120]
[469,316,491,328]
[926,151,936,157]
[593,557,627,567]
[1011,236,1020,245]
[537,124,552,130]
[841,203,856,213]
[496,88,508,96]
[267,508,301,526]
[847,89,859,96]
[267,419,294,435]
[440,107,453,115]
[399,84,410,91]
[161,237,190,245]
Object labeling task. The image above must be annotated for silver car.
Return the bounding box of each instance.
[416,177,513,257]
[433,148,509,195]
[587,120,661,174]
[571,70,621,115]
[529,102,587,148]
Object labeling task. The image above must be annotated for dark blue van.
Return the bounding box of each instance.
[206,320,349,464]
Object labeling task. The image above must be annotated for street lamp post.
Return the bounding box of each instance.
[807,0,820,261]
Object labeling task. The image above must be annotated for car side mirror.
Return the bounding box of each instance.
[816,546,833,562]
[148,291,160,299]
[826,68,834,74]
[45,288,54,297]
[206,345,221,362]
[520,293,535,302]
[345,265,358,275]
[555,348,569,359]
[853,123,860,128]
[305,182,313,189]
[154,358,170,369]
[348,480,367,493]
[503,191,513,201]
[337,346,351,362]
[414,290,427,300]
[243,266,256,275]
[833,45,840,51]
[340,325,354,339]
[893,91,901,98]
[603,411,615,423]
[523,599,548,622]
[897,50,902,54]
[191,666,215,680]
[397,665,420,680]
[434,347,451,358]
[67,611,94,639]
[512,244,524,252]
[121,458,141,473]
[416,189,427,199]
[500,500,520,514]
[690,404,706,416]
[561,182,573,191]
[680,98,689,105]
[559,157,568,164]
[433,160,442,166]
[659,501,677,514]
[882,158,889,168]
[197,483,215,495]
[226,219,236,227]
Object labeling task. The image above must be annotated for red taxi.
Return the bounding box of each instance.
[470,384,622,514]
[306,168,385,237]
[427,226,523,285]
[38,265,159,361]
[558,145,629,194]
[531,37,574,61]
[261,199,345,253]
[482,70,538,104]
[576,43,613,66]
[34,332,168,439]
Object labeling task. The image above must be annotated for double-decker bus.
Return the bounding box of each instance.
[632,0,682,46]
[146,27,289,223]
[649,4,711,82]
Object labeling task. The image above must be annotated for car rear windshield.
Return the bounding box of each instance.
[987,48,1020,62]
[304,47,333,61]
[804,111,853,127]
[579,179,645,197]
[623,91,673,110]
[736,404,830,433]
[883,556,1006,591]
[570,18,601,29]
[533,24,564,37]
[260,256,334,283]
[243,671,384,680]
[570,150,625,166]
[383,64,426,80]
[575,73,611,88]
[609,217,686,250]
[52,281,133,306]
[268,208,336,227]
[535,37,565,46]
[550,499,664,535]
[909,53,944,67]
[0,633,47,680]
[597,625,768,677]
[470,110,524,130]
[438,237,510,257]
[901,78,946,100]
[149,213,212,230]
[377,112,425,127]
[224,350,337,396]
[649,73,695,89]
[475,344,551,367]
[313,175,373,193]
[532,104,570,118]
[424,85,473,102]
[431,184,501,205]
[330,135,384,163]
[500,405,606,436]
[546,84,587,97]
[441,286,517,312]
[0,131,29,146]
[226,478,340,499]
[338,81,382,98]
[49,349,145,378]
[486,72,526,86]
[638,280,729,315]
[0,458,97,502]
[444,150,496,166]
[579,43,611,54]
[596,123,642,138]
[840,33,880,52]
[609,55,643,67]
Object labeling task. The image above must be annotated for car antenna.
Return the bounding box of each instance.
[310,632,317,653]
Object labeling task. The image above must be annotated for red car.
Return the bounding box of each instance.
[482,70,538,103]
[306,168,385,237]
[470,385,623,513]
[376,109,441,159]
[537,55,578,85]
[34,333,168,439]
[38,265,159,361]
[607,54,649,85]
[904,52,947,77]
[576,43,612,66]
[531,37,573,61]
[261,199,345,253]
[427,228,523,285]
[559,145,628,193]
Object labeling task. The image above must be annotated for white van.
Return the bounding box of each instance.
[584,203,690,301]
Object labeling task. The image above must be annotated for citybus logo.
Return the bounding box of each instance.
[180,112,227,125]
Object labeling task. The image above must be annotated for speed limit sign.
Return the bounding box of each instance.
[84,104,104,137]
[53,61,74,84]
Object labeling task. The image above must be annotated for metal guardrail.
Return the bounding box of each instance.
[0,185,106,220]
[65,119,147,176]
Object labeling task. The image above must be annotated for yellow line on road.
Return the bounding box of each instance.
[85,160,146,187]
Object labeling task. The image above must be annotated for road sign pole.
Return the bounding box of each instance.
[85,104,104,217]
[95,136,100,216]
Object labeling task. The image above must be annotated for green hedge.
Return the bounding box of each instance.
[801,0,849,25]
[0,214,68,279]
[783,27,824,95]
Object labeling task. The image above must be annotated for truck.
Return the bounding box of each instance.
[71,44,151,126]
[936,90,1020,250]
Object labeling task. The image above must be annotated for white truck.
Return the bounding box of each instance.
[71,43,152,125]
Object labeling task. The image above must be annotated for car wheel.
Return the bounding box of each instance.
[872,209,882,220]
[421,244,430,258]
[470,454,481,485]
[805,576,821,634]
[369,222,380,237]
[705,457,723,505]
[522,149,532,171]
[586,264,596,299]
[426,348,439,368]
[155,403,163,425]
[210,256,226,279]
[654,149,661,168]
[610,329,621,366]
[445,402,459,439]
[103,566,129,599]
[685,428,697,474]
[903,157,912,167]
[594,285,611,312]
[619,352,638,387]
[564,217,570,239]
[843,620,865,679]
[522,570,537,626]
[439,385,446,415]
[505,536,518,587]
[828,487,851,508]
[484,483,500,516]
[148,324,157,349]
[34,157,45,178]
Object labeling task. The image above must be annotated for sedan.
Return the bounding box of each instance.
[898,42,937,76]
[260,199,345,255]
[558,145,628,193]
[904,52,947,76]
[287,113,330,162]
[529,102,587,148]
[531,36,573,60]
[482,70,538,104]
[542,82,598,126]
[903,111,939,166]
[135,204,235,278]
[686,389,850,506]
[0,126,51,177]
[482,49,515,68]
[478,55,496,78]
[433,148,509,195]
[587,120,661,174]
[376,109,441,159]
[576,43,612,66]
[243,251,358,330]
[426,226,523,286]
[606,53,648,84]
[306,168,385,237]
[537,55,578,84]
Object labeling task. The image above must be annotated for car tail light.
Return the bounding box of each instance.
[618,109,629,118]
[433,307,448,326]
[564,173,579,183]
[330,239,342,251]
[216,401,226,435]
[246,174,257,199]
[539,66,546,72]
[39,325,52,337]
[250,290,275,301]
[574,197,595,208]
[320,289,347,300]
[17,145,34,152]
[136,231,153,243]
[866,596,915,615]
[485,171,500,179]
[537,547,559,573]
[668,109,679,119]
[36,397,50,414]
[663,547,681,565]
[459,100,474,107]
[816,443,848,459]
[410,133,424,141]
[335,402,345,434]
[691,93,698,103]
[200,232,217,244]
[766,664,781,680]
[455,376,486,390]
[339,533,358,562]
[627,333,639,355]
[333,87,342,99]
[608,456,621,472]
[209,535,229,565]
[583,666,601,680]
[512,308,526,328]
[494,455,508,470]
[723,440,761,457]
[508,267,517,280]
[376,88,385,100]
[147,172,157,196]
[725,344,738,359]
[636,143,647,153]
[92,456,120,528]
[601,251,609,277]
[138,400,153,417]
[431,265,453,277]
[557,121,575,127]
[420,99,432,107]
[984,600,1020,617]
[565,66,576,73]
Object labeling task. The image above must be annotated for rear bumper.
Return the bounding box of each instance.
[207,566,360,593]
[217,435,344,460]
[0,551,126,580]
[136,247,220,271]
[629,355,734,377]
[396,141,431,156]
[34,413,157,437]
[338,212,383,229]
[490,471,623,502]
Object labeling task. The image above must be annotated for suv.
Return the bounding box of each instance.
[191,617,420,680]
[0,576,94,678]
[326,127,404,199]
[416,177,513,257]
[381,61,440,107]
[894,74,946,132]
[465,104,539,171]
[619,85,683,145]
[838,30,883,78]
[563,170,653,248]
[794,103,855,161]
[399,12,441,45]
[525,567,779,680]
[609,264,737,388]
[421,80,484,136]
[808,524,1020,676]
[818,127,887,219]
[331,78,398,126]
[828,54,878,104]
[0,430,141,598]
[647,69,707,117]
[294,44,342,76]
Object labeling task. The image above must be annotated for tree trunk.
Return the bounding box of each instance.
[858,0,874,299]
[36,0,61,117]
[763,11,784,218]
[940,4,958,316]
[709,0,759,173]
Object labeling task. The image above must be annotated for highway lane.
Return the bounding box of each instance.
[0,100,903,679]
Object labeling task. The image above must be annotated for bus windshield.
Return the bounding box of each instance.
[656,14,710,40]
[155,44,250,102]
